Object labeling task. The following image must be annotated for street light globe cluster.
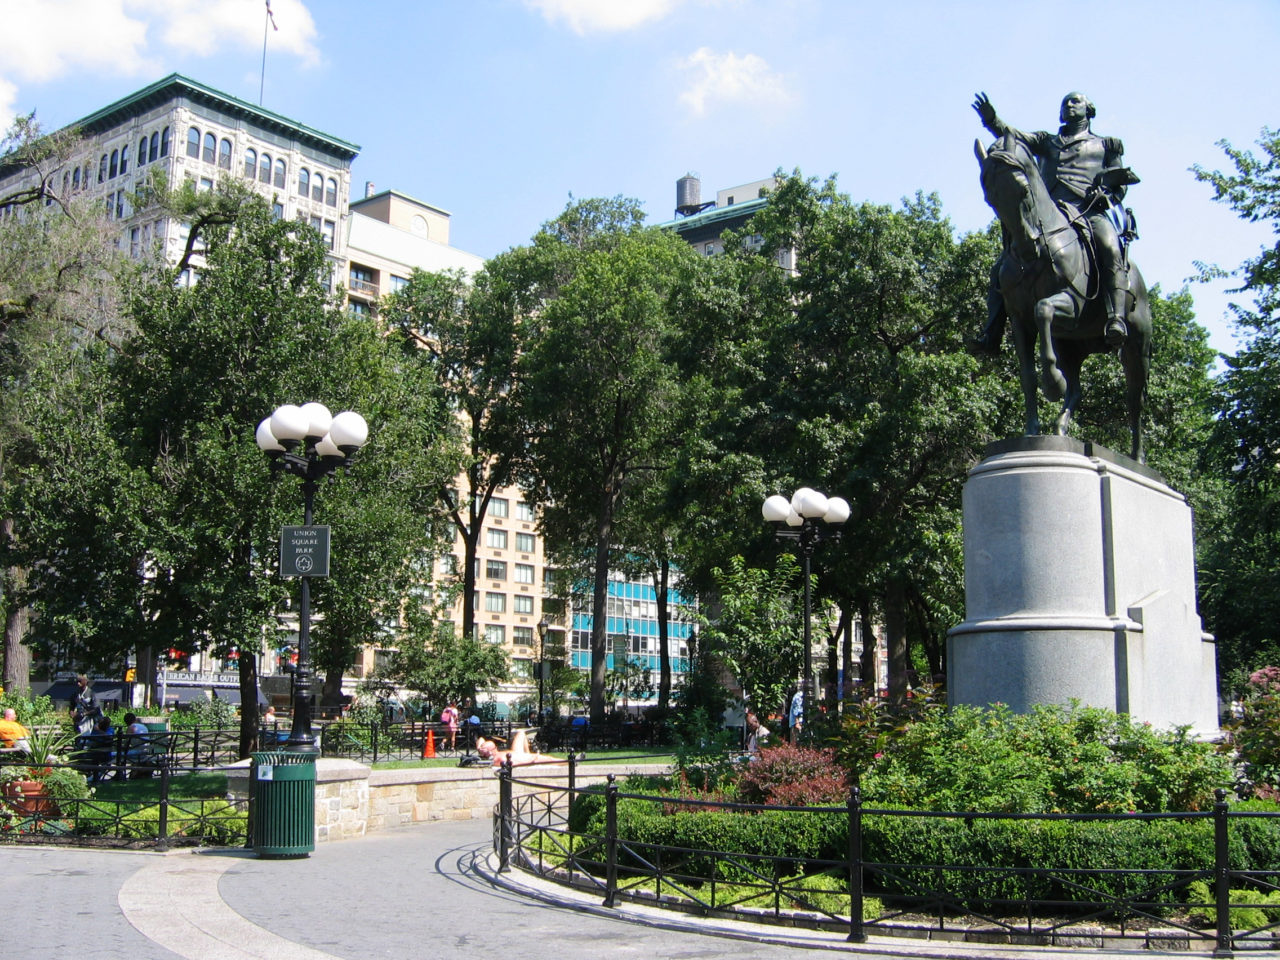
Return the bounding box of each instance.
[761,487,851,527]
[761,487,850,742]
[256,402,368,753]
[255,403,368,458]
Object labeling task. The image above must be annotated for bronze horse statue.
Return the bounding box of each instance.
[976,133,1152,462]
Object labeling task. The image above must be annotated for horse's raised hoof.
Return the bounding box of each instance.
[1040,363,1066,402]
[1105,318,1128,350]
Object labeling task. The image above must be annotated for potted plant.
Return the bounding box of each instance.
[0,725,91,816]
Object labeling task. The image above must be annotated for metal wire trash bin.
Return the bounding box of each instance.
[250,751,316,858]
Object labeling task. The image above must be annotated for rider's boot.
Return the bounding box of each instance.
[1104,288,1128,350]
[967,288,1007,358]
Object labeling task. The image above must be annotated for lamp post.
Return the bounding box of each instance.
[257,402,368,752]
[536,617,549,723]
[762,488,850,740]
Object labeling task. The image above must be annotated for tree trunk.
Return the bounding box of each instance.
[858,597,876,701]
[321,666,345,708]
[238,654,260,759]
[655,556,671,711]
[885,581,909,706]
[589,490,614,724]
[2,518,31,696]
[840,603,854,708]
[134,642,155,710]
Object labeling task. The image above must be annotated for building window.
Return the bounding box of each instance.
[486,559,507,580]
[312,172,324,202]
[322,220,335,250]
[186,127,200,159]
[486,529,507,550]
[349,264,375,297]
[514,626,534,646]
[297,168,309,197]
[325,177,337,207]
[120,144,129,175]
[130,226,140,258]
[485,592,506,613]
[137,135,148,166]
[514,564,534,585]
[490,497,509,518]
[109,149,119,179]
[72,167,80,191]
[151,131,161,163]
[516,501,535,522]
[516,532,535,553]
[259,152,271,184]
[484,624,505,645]
[514,595,534,615]
[348,300,370,316]
[244,148,257,178]
[274,158,286,188]
[219,138,232,170]
[390,274,409,292]
[272,202,284,220]
[198,177,214,193]
[203,132,216,164]
[115,191,125,219]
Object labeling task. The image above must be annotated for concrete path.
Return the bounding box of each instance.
[5,821,1201,959]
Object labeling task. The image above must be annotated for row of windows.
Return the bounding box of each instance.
[128,220,166,259]
[484,560,535,583]
[489,498,536,521]
[482,624,536,646]
[485,529,537,552]
[481,591,539,614]
[185,125,340,207]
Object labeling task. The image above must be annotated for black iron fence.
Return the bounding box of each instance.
[494,772,1280,954]
[0,761,247,849]
[317,719,514,763]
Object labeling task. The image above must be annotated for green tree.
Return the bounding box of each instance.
[380,259,531,641]
[0,116,128,694]
[381,610,509,709]
[1192,130,1280,686]
[517,198,706,722]
[700,554,805,718]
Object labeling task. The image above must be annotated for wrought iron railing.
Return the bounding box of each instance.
[494,774,1280,954]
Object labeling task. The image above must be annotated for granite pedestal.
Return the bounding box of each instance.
[947,437,1219,737]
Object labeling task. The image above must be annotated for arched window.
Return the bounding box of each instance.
[138,136,148,166]
[325,177,337,207]
[62,171,69,196]
[297,168,310,197]
[244,148,257,178]
[186,127,200,158]
[259,152,271,184]
[274,158,286,189]
[99,155,107,183]
[160,127,170,158]
[219,138,232,170]
[312,171,323,202]
[109,149,119,179]
[202,132,216,164]
[72,167,81,191]
[149,131,159,163]
[119,144,128,175]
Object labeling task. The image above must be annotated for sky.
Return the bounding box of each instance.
[3,0,1277,358]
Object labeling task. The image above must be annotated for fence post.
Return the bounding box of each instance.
[114,728,126,781]
[568,751,577,810]
[192,726,201,767]
[1214,788,1232,956]
[603,773,618,907]
[157,763,170,852]
[498,757,514,872]
[848,783,865,942]
[371,721,379,764]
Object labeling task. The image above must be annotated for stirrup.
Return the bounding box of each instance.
[1105,317,1127,349]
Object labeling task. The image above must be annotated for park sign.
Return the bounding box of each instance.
[280,525,331,578]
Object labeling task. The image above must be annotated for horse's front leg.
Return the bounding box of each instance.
[1055,353,1083,436]
[1034,296,1068,402]
[1009,314,1040,436]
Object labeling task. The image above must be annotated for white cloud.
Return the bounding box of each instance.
[523,0,681,34]
[677,46,791,117]
[0,0,320,128]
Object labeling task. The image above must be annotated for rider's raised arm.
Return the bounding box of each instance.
[972,92,1045,151]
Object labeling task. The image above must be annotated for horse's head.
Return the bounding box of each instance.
[976,133,1042,252]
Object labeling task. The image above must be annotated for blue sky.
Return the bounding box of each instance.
[4,0,1278,357]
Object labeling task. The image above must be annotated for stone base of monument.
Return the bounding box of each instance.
[947,436,1219,738]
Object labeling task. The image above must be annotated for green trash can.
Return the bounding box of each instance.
[250,751,316,858]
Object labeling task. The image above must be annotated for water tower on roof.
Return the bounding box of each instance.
[675,173,714,218]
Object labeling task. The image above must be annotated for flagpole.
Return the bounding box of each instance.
[259,3,270,104]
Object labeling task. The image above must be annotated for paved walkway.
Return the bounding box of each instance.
[4,821,1203,959]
